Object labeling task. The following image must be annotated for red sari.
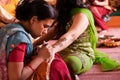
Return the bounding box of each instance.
[89,0,109,30]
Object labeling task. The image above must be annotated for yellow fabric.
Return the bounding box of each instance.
[1,0,19,17]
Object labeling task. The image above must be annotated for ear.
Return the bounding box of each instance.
[30,16,38,24]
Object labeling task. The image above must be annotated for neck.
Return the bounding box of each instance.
[18,21,31,33]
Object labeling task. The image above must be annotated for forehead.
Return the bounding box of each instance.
[41,19,54,24]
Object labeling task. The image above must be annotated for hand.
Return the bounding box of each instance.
[93,0,99,5]
[37,44,54,62]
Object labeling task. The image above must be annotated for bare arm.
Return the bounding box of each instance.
[51,13,89,53]
[93,0,115,11]
[8,44,53,80]
[93,0,109,6]
[8,57,44,80]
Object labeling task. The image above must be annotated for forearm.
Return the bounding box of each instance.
[52,33,76,53]
[8,56,44,80]
[21,44,53,80]
[94,0,109,6]
[104,5,113,11]
[21,57,44,80]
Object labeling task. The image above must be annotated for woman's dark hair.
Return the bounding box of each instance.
[16,0,57,21]
[55,0,88,37]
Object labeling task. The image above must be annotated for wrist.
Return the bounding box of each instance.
[36,56,44,62]
[33,55,45,63]
[52,45,57,53]
[27,64,35,72]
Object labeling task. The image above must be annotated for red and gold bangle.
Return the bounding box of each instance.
[27,64,35,72]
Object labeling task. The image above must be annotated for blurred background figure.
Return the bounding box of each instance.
[0,0,19,28]
[86,0,116,37]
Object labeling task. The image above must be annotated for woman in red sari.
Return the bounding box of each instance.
[88,0,115,32]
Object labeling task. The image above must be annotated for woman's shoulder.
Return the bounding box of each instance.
[71,8,94,20]
[5,23,25,31]
[71,8,92,16]
[3,23,31,43]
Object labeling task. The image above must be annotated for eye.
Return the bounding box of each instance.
[44,24,50,28]
[44,24,51,30]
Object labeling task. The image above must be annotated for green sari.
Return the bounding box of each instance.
[59,8,120,75]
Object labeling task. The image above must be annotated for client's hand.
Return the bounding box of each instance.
[35,43,54,63]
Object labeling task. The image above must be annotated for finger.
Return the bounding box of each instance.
[45,58,50,63]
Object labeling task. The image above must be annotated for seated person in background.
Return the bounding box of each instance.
[0,0,19,28]
[0,0,71,80]
[33,0,120,79]
[87,0,116,33]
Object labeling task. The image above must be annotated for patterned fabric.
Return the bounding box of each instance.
[0,23,33,80]
[109,0,120,8]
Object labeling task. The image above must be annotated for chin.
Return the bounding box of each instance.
[34,35,41,39]
[32,33,41,38]
[31,35,37,39]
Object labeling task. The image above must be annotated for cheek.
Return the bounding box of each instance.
[31,26,42,37]
[36,26,44,35]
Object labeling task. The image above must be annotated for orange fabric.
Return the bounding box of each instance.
[106,16,120,28]
[1,0,19,17]
[33,61,48,80]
